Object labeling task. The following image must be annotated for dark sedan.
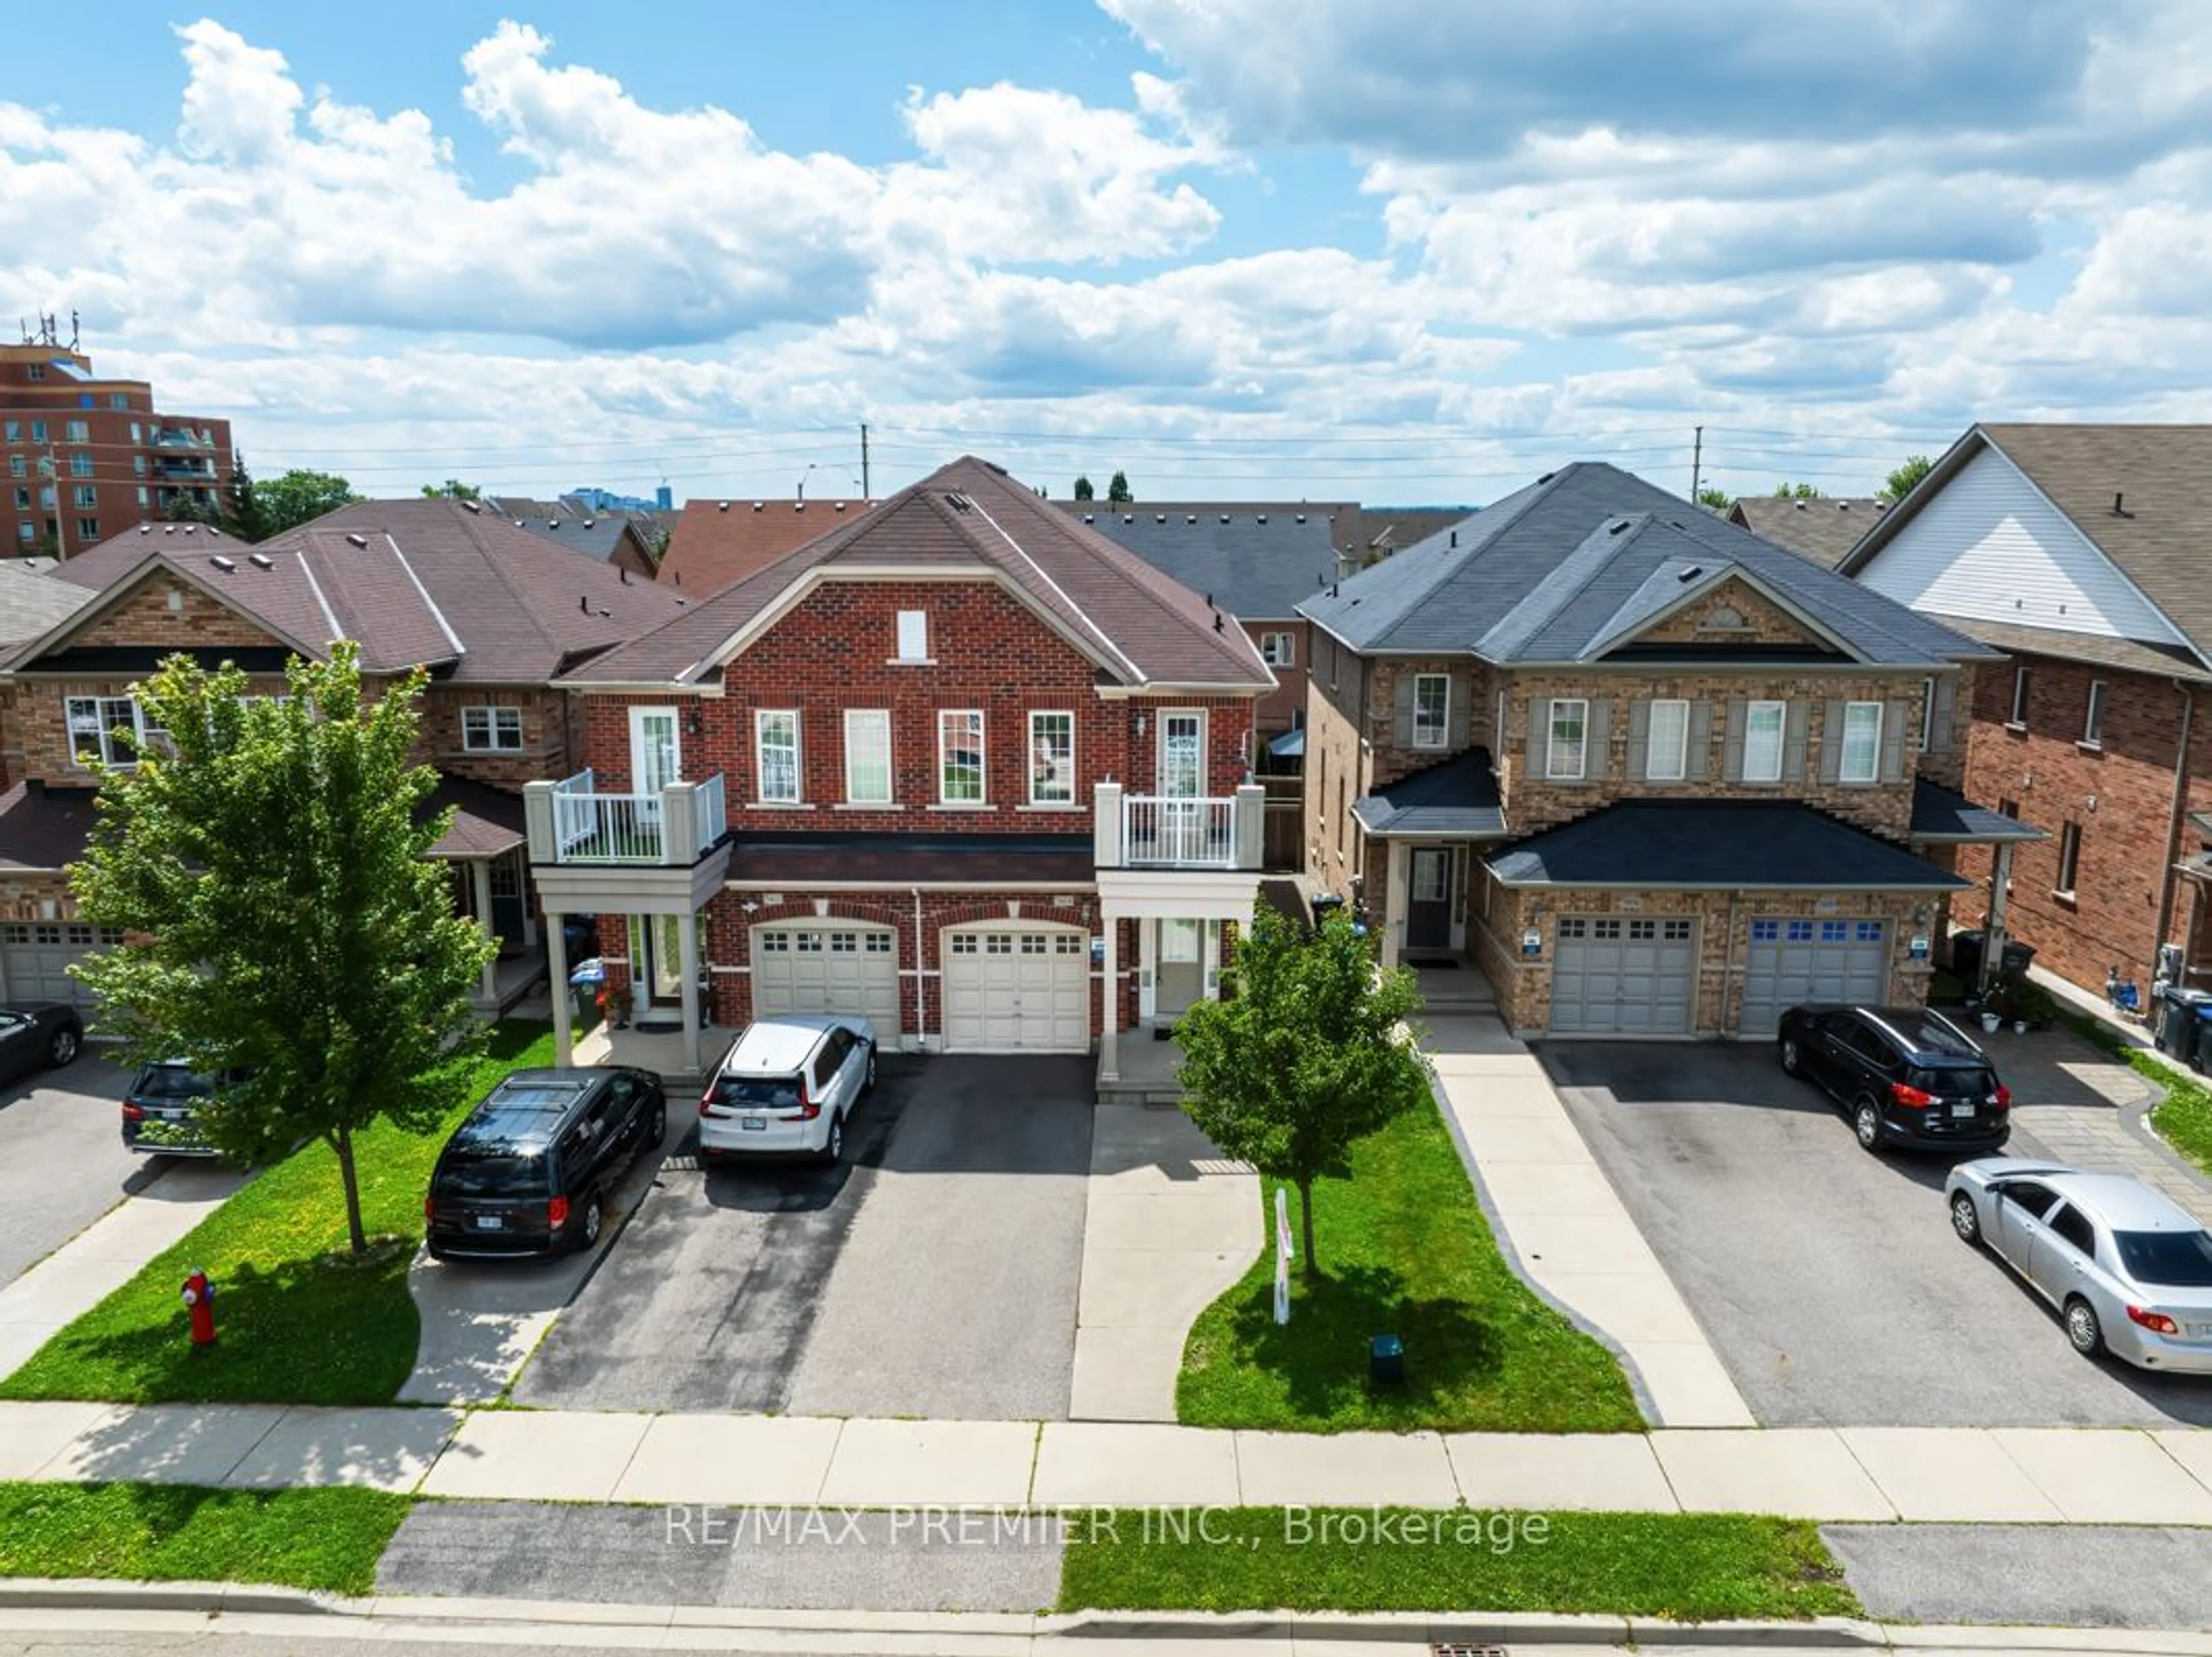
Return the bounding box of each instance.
[1778,1004,2012,1155]
[0,1002,84,1084]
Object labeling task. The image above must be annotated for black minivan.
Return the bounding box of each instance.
[425,1066,666,1260]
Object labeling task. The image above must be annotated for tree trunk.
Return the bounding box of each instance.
[334,1125,368,1256]
[1298,1175,1319,1283]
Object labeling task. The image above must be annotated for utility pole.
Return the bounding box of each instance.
[859,423,870,499]
[1690,425,1704,505]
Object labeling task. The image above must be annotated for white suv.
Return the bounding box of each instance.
[699,1015,877,1165]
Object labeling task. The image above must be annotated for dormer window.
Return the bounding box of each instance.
[896,610,929,662]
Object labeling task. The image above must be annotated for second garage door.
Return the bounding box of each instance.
[752,924,901,1037]
[941,926,1090,1051]
[0,921,124,1010]
[1740,917,1889,1035]
[1550,916,1696,1035]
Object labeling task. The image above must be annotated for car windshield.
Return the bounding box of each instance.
[437,1152,548,1200]
[2113,1228,2212,1288]
[710,1075,803,1110]
[132,1066,214,1101]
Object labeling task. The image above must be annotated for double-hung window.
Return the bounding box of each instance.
[461,706,522,751]
[843,709,892,804]
[1645,698,1689,781]
[1743,699,1785,782]
[939,710,985,804]
[1259,631,1294,667]
[1412,674,1449,749]
[2084,680,2107,746]
[1028,711,1074,804]
[1546,698,1589,780]
[1839,701,1883,783]
[67,696,166,767]
[756,710,801,803]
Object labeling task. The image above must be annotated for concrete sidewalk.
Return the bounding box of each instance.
[1424,1013,1756,1429]
[10,1397,2212,1524]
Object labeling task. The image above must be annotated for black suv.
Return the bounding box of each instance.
[1778,1004,2012,1155]
[425,1066,666,1259]
[122,1060,248,1157]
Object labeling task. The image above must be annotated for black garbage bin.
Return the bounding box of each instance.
[2158,987,2212,1066]
[1950,930,1985,984]
[1999,940,2036,979]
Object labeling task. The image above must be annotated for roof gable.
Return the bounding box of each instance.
[4,552,323,674]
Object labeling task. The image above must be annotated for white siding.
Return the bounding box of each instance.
[1856,444,2187,646]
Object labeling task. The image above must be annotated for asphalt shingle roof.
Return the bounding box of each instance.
[0,562,92,643]
[1065,506,1340,621]
[1727,497,1890,566]
[1298,463,1990,667]
[567,458,1274,690]
[658,498,873,596]
[1483,800,1969,890]
[1352,748,1505,837]
[1921,612,2212,683]
[1910,780,2046,845]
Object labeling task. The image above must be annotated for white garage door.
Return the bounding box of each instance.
[1741,917,1889,1036]
[942,926,1090,1052]
[751,924,901,1036]
[1550,916,1696,1035]
[0,921,123,1009]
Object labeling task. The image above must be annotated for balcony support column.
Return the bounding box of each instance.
[1094,781,1124,868]
[547,907,573,1068]
[679,905,703,1075]
[1099,914,1120,1083]
[472,858,498,1005]
[1381,841,1408,971]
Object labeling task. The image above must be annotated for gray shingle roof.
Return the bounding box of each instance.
[0,562,92,644]
[1066,506,1339,621]
[1727,497,1890,566]
[1299,463,1991,667]
[1910,780,2047,845]
[1352,748,1504,837]
[1484,800,1969,890]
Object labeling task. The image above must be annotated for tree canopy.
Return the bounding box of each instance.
[1107,470,1132,503]
[1694,485,1732,510]
[1175,905,1429,1277]
[252,470,361,540]
[1881,455,1934,503]
[70,644,495,1254]
[1771,481,1823,499]
[422,479,483,501]
[1073,474,1095,501]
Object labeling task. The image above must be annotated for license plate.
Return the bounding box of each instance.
[740,1115,767,1132]
[471,1215,503,1231]
[2190,1323,2212,1341]
[1950,1103,1976,1118]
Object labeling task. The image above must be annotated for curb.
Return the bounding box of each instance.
[0,1579,331,1616]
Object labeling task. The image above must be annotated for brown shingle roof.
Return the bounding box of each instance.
[1922,612,2212,684]
[658,498,872,595]
[1727,497,1890,567]
[43,501,694,684]
[566,458,1276,691]
[0,782,96,872]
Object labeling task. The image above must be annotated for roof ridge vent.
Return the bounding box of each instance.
[460,500,481,514]
[1294,513,1306,524]
[248,553,274,570]
[209,555,236,572]
[582,518,596,528]
[944,493,971,513]
[1677,563,1703,582]
[1256,514,1267,524]
[138,525,151,535]
[344,532,369,548]
[1219,513,1230,524]
[1607,518,1631,535]
[1186,514,1198,525]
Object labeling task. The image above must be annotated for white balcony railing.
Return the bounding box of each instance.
[535,770,726,865]
[1123,795,1237,867]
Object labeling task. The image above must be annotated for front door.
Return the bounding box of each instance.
[1406,848,1453,953]
[1156,918,1204,1019]
[629,707,680,833]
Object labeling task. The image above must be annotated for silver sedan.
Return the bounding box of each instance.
[1945,1157,2212,1373]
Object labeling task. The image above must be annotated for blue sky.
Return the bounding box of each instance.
[7,2,2209,504]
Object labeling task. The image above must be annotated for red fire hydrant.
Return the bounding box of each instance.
[181,1268,217,1347]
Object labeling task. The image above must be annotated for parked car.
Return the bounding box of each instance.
[0,1002,82,1082]
[121,1060,249,1157]
[425,1065,666,1260]
[1777,1004,2012,1154]
[1945,1159,2212,1371]
[699,1015,876,1166]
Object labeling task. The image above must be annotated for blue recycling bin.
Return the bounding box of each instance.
[1369,1333,1405,1386]
[567,957,606,1025]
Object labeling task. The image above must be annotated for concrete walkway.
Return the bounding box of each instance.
[1424,1013,1756,1429]
[1069,1103,1260,1421]
[0,1162,246,1381]
[10,1398,2212,1524]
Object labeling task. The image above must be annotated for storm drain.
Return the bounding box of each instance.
[1432,1645,1508,1657]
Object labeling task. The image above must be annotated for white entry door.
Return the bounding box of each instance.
[941,926,1090,1051]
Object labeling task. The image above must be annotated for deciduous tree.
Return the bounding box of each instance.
[254,469,361,539]
[1881,455,1934,502]
[1073,474,1096,501]
[1107,470,1132,503]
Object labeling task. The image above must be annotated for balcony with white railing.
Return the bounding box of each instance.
[1094,781,1265,871]
[527,770,728,866]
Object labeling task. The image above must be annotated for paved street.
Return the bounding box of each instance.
[0,1047,150,1289]
[1827,1522,2212,1629]
[1541,1039,2212,1428]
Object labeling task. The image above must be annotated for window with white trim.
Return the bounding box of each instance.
[1028,711,1074,804]
[755,709,801,802]
[939,709,985,803]
[2010,665,2031,727]
[2084,680,2107,746]
[2056,820,2082,897]
[896,610,929,661]
[461,706,523,752]
[1918,677,1936,752]
[67,695,168,767]
[1743,699,1785,782]
[1546,698,1589,780]
[1645,698,1689,781]
[843,709,891,804]
[1839,701,1883,783]
[1412,674,1449,749]
[1259,631,1294,667]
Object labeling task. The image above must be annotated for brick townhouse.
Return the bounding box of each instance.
[1843,424,2212,998]
[0,502,688,1013]
[1299,462,2032,1038]
[525,456,1277,1077]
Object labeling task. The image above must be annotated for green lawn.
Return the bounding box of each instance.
[1176,1096,1643,1434]
[0,1022,553,1408]
[0,1482,409,1595]
[1058,1508,1859,1620]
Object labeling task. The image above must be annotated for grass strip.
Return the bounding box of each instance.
[1056,1507,1859,1620]
[1177,1092,1642,1433]
[0,1023,552,1407]
[2063,1010,2212,1180]
[0,1481,408,1595]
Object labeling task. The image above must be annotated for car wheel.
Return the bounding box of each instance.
[865,1046,877,1095]
[577,1192,604,1252]
[46,1026,78,1068]
[2065,1296,2104,1358]
[646,1098,666,1153]
[1779,1035,1802,1077]
[1853,1099,1883,1152]
[1949,1191,1983,1247]
[823,1113,845,1166]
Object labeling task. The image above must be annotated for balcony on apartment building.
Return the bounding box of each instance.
[151,428,215,450]
[1093,780,1265,872]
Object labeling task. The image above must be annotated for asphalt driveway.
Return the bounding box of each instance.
[0,1047,160,1291]
[1538,1039,2212,1429]
[512,1054,1092,1418]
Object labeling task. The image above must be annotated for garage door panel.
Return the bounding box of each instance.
[943,927,1089,1053]
[1741,917,1887,1035]
[752,925,900,1035]
[0,922,121,1011]
[1551,916,1694,1036]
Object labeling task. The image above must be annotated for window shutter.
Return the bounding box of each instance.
[1446,677,1470,751]
[1392,674,1415,748]
[1784,701,1809,779]
[1819,699,1846,784]
[1530,697,1551,778]
[1722,697,1747,782]
[1880,698,1909,782]
[1583,698,1611,782]
[1686,699,1714,780]
[1929,675,1956,754]
[1627,698,1650,781]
